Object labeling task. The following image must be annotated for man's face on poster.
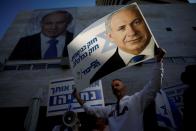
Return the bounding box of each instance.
[41,12,68,38]
[107,7,151,55]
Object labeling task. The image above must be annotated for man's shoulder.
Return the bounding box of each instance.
[66,31,73,38]
[65,31,74,45]
[19,33,41,41]
[97,49,125,71]
[90,49,126,84]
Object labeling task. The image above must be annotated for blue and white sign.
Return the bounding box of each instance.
[68,2,159,90]
[47,77,104,116]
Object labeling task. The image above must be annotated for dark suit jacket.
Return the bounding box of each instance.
[8,31,73,60]
[90,48,126,84]
[90,45,157,84]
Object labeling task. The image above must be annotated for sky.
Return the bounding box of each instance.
[0,0,95,39]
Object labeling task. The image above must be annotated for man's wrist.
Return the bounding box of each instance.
[81,101,85,106]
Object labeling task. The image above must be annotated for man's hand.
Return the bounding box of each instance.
[72,88,77,98]
[72,88,85,106]
[155,48,166,62]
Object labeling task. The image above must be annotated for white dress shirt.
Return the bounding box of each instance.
[118,38,155,65]
[41,33,66,58]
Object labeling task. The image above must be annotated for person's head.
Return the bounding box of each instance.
[105,4,151,55]
[111,79,127,100]
[41,10,73,38]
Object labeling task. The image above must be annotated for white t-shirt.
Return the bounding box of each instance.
[83,62,163,131]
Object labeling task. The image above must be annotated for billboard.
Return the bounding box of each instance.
[8,9,75,62]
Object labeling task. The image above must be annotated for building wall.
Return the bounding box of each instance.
[0,4,196,108]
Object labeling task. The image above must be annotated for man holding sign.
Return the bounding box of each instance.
[73,48,165,131]
[90,4,156,84]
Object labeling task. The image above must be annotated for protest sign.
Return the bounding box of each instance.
[68,2,159,90]
[47,77,104,116]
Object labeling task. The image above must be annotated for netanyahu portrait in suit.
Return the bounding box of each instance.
[9,10,73,60]
[90,4,156,84]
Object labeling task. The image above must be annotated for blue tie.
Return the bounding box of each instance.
[44,39,58,59]
[130,55,145,63]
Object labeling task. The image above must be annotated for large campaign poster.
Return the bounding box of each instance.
[8,8,75,62]
[68,2,159,90]
[47,77,104,116]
